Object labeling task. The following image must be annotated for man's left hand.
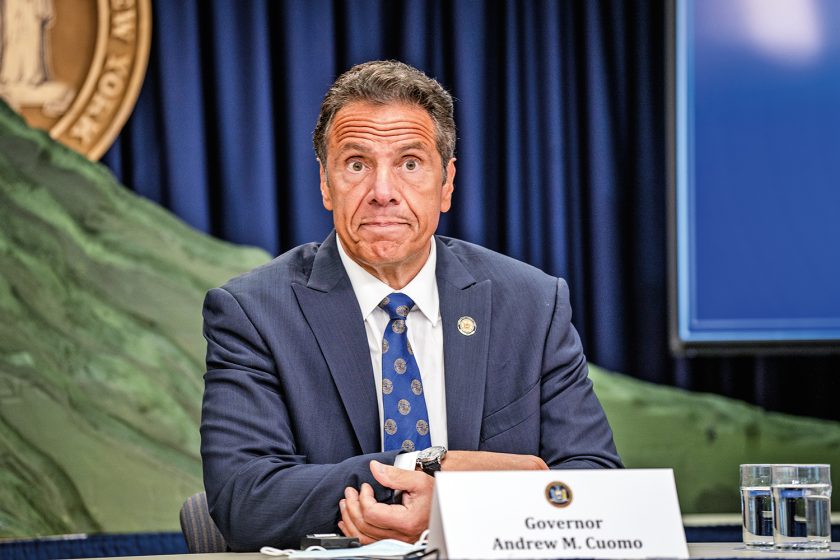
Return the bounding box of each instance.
[338,460,433,544]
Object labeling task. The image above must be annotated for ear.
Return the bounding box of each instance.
[440,158,456,213]
[319,160,333,211]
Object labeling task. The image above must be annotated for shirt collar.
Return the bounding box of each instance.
[336,236,440,325]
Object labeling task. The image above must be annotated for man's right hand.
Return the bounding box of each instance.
[337,451,547,544]
[339,460,434,544]
[441,450,549,471]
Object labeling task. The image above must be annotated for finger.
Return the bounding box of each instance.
[342,487,364,528]
[339,499,374,544]
[352,483,415,542]
[338,499,353,536]
[359,482,377,503]
[343,485,392,542]
[358,479,430,541]
[358,483,407,533]
[370,460,435,504]
[370,460,428,492]
[342,488,373,541]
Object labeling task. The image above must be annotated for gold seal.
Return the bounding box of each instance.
[416,419,429,436]
[457,316,476,336]
[0,0,152,160]
[397,399,411,415]
[410,379,422,395]
[545,481,573,508]
[384,418,397,435]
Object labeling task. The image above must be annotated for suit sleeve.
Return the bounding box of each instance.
[200,287,401,551]
[539,279,623,469]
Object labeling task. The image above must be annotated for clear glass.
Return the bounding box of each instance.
[771,464,831,550]
[740,464,774,547]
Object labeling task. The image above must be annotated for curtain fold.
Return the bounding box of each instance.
[102,0,840,422]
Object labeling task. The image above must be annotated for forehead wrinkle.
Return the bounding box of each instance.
[332,126,437,151]
[331,109,435,136]
[328,104,439,157]
[332,121,435,141]
[331,107,433,128]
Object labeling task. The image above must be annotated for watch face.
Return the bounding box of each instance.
[419,446,445,461]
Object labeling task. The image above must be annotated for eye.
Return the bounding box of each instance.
[347,160,365,173]
[403,159,419,171]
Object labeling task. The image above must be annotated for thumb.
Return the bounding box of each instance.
[369,460,424,492]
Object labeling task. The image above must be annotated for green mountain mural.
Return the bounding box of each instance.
[0,101,268,537]
[1,100,838,538]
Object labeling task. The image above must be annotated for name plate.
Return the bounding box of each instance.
[427,469,688,559]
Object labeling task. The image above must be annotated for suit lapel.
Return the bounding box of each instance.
[435,238,492,451]
[291,232,380,454]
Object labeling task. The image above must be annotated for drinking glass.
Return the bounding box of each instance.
[740,464,774,547]
[771,464,831,550]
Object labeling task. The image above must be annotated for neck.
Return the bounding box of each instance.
[362,260,424,290]
[337,236,433,290]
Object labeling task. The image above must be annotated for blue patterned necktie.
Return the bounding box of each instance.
[379,293,432,452]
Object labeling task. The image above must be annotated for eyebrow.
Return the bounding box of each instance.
[397,141,429,153]
[336,142,371,156]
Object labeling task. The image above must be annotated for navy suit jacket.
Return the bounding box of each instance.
[200,232,621,551]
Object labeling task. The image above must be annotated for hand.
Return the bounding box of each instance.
[442,450,549,471]
[338,460,434,545]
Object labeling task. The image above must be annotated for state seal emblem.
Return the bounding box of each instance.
[0,0,152,160]
[457,316,476,336]
[545,481,573,508]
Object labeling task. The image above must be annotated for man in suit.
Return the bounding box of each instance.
[200,60,621,552]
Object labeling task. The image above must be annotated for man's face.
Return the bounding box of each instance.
[319,101,455,281]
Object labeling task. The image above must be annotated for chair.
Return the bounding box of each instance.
[179,491,228,553]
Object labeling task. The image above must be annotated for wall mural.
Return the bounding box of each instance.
[3,101,840,537]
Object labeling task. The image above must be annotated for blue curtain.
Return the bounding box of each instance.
[103,0,840,421]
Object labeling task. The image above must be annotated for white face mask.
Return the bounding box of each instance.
[261,539,425,559]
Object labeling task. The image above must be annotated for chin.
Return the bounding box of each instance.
[363,246,408,265]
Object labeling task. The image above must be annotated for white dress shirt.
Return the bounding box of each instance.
[336,237,448,468]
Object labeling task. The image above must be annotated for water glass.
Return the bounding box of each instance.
[740,464,774,547]
[771,464,831,550]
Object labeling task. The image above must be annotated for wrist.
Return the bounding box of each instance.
[394,451,420,471]
[416,445,447,476]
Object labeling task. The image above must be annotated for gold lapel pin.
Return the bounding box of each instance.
[457,316,476,336]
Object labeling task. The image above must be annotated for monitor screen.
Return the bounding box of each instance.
[670,0,840,353]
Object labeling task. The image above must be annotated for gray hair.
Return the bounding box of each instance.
[313,60,456,180]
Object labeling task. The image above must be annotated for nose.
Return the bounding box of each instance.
[370,166,400,206]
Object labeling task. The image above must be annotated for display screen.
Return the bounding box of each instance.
[673,0,840,350]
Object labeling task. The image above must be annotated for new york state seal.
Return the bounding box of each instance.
[0,0,151,160]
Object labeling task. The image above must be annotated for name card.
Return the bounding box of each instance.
[427,469,688,559]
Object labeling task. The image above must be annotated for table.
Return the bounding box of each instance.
[83,542,840,560]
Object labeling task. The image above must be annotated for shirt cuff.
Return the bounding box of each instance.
[394,451,420,471]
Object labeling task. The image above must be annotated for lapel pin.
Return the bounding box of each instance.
[457,316,476,336]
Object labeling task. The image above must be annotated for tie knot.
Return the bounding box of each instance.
[379,293,415,320]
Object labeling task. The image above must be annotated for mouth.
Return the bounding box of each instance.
[360,219,410,228]
[363,221,405,227]
[357,220,412,238]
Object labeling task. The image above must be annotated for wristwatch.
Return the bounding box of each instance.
[416,445,447,476]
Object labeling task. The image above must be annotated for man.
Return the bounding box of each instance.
[200,60,621,552]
